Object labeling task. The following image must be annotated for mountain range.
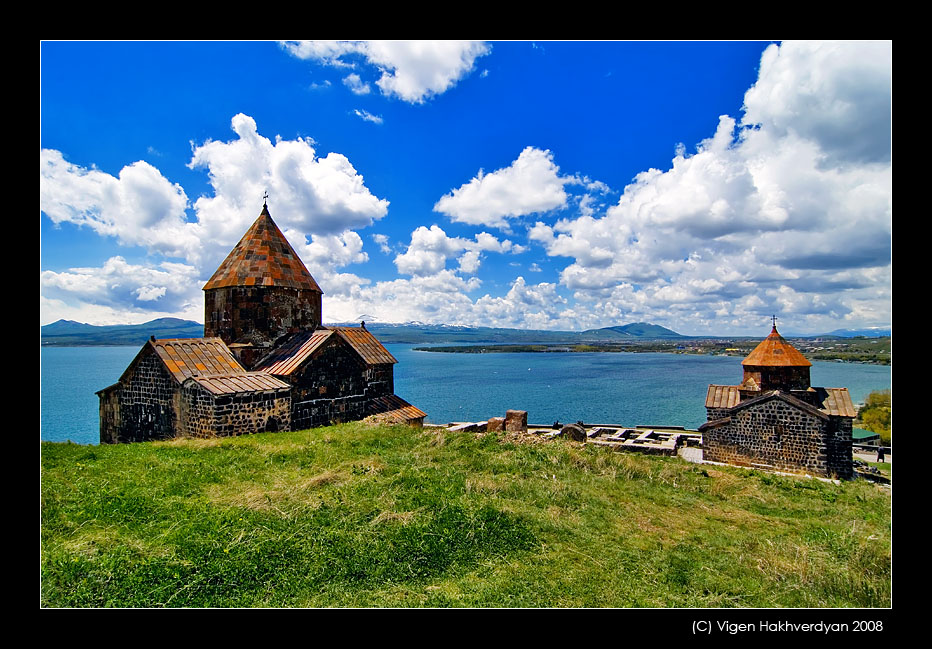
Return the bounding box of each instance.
[39,318,889,347]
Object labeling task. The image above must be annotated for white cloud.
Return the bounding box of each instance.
[353,109,383,124]
[393,224,519,277]
[188,113,389,250]
[40,149,198,260]
[741,40,892,166]
[343,73,371,95]
[40,256,203,324]
[434,146,569,228]
[282,40,491,103]
[524,40,891,334]
[41,113,390,324]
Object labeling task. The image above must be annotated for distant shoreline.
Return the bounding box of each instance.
[412,343,891,366]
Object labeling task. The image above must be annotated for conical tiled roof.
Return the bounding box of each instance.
[203,205,322,292]
[741,326,812,367]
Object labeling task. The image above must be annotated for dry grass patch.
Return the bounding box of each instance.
[369,509,419,526]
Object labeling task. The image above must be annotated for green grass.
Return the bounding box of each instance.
[40,423,891,608]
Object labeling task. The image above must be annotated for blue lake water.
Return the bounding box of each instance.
[40,344,893,445]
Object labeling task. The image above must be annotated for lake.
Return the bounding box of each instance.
[40,344,892,445]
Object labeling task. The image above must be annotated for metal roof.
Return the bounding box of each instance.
[705,385,740,409]
[187,372,291,396]
[331,327,397,365]
[150,338,245,382]
[367,394,427,423]
[816,387,857,418]
[255,329,334,376]
[742,326,812,368]
[705,384,856,418]
[203,205,322,292]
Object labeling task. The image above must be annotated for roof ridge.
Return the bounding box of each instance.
[203,206,322,292]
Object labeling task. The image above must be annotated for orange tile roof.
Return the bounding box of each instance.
[255,329,335,376]
[330,327,397,365]
[367,394,427,423]
[741,326,812,367]
[150,338,246,382]
[203,205,322,292]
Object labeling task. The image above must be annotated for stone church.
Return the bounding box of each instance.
[699,323,856,479]
[98,203,425,444]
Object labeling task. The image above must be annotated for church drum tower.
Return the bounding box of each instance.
[203,203,323,369]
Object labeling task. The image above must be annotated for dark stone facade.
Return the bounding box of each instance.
[178,380,291,439]
[702,392,854,479]
[701,326,855,479]
[98,347,179,444]
[204,285,321,367]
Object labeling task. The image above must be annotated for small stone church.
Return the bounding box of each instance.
[699,323,856,479]
[98,203,425,444]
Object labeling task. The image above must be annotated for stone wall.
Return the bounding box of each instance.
[288,338,369,430]
[703,396,853,479]
[205,286,322,357]
[179,381,291,439]
[99,349,179,444]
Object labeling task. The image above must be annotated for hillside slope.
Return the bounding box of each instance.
[41,423,891,608]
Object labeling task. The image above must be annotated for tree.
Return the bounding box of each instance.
[858,389,891,444]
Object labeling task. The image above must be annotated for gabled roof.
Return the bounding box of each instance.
[705,385,740,410]
[367,394,427,424]
[184,373,291,395]
[203,205,322,292]
[149,338,245,382]
[728,390,829,421]
[256,326,397,376]
[330,327,397,365]
[705,384,856,418]
[742,326,812,368]
[813,387,857,418]
[255,329,335,376]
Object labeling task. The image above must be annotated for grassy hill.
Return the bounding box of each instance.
[40,423,891,608]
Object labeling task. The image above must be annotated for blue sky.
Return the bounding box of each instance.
[41,41,892,335]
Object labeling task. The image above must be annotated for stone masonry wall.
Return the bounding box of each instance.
[288,339,369,430]
[100,349,179,443]
[179,382,291,439]
[704,397,851,478]
[205,286,322,351]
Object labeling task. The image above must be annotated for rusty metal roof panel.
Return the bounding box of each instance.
[817,387,857,418]
[705,384,740,409]
[256,329,334,376]
[151,338,245,382]
[203,206,322,293]
[189,372,291,395]
[367,394,427,423]
[742,326,812,368]
[330,327,397,365]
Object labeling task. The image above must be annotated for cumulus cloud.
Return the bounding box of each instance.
[741,40,892,166]
[41,113,390,324]
[320,272,570,330]
[525,40,891,334]
[40,257,203,324]
[189,113,389,248]
[434,147,570,229]
[40,149,198,260]
[281,40,491,103]
[393,224,520,277]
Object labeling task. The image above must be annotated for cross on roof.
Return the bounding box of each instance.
[262,191,269,207]
[772,314,778,328]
